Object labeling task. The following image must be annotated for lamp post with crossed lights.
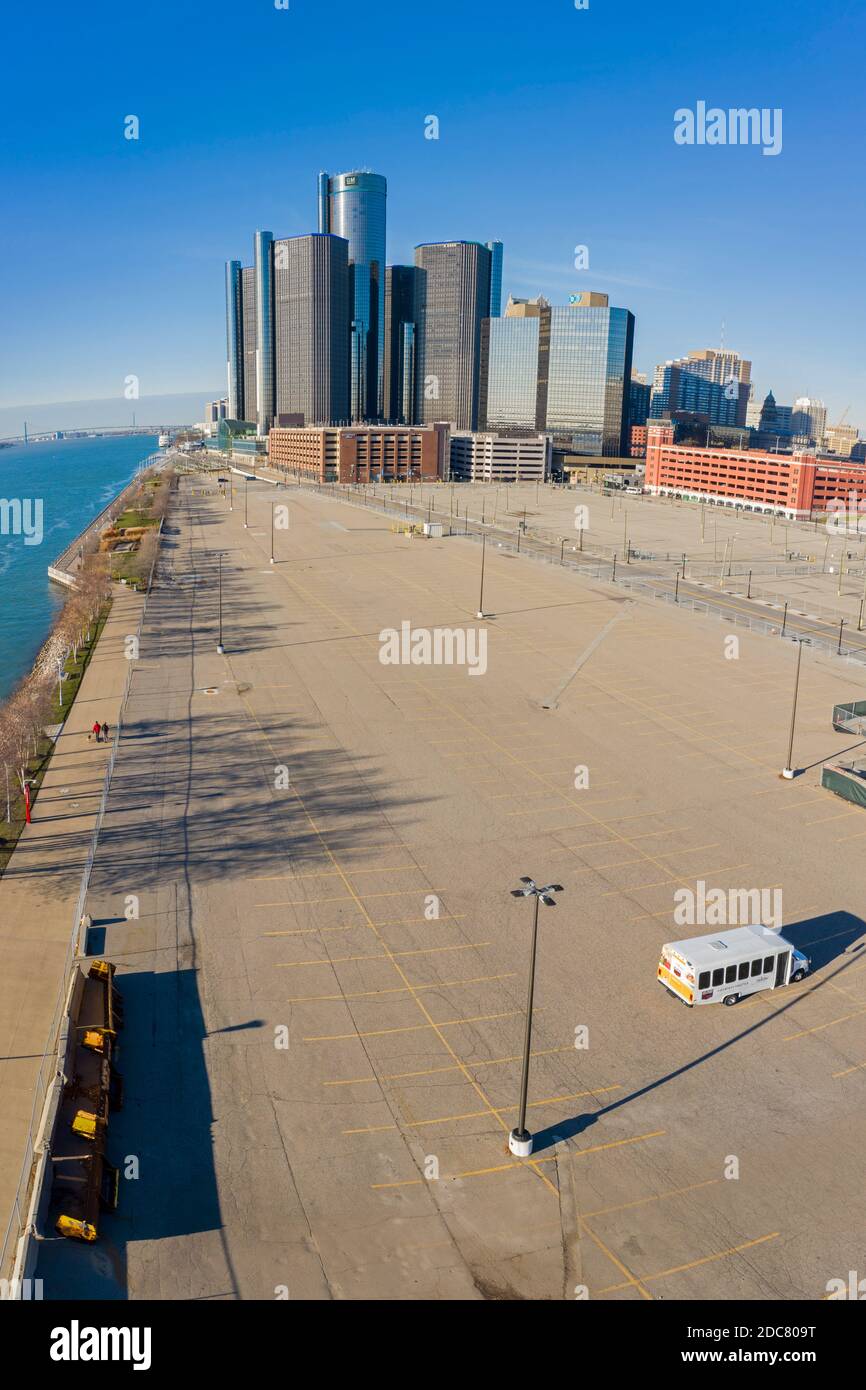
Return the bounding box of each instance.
[508,877,563,1157]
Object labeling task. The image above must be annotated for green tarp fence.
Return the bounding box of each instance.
[822,763,866,807]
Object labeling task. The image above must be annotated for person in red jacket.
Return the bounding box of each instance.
[92,720,101,743]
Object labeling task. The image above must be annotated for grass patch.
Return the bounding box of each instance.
[115,508,158,530]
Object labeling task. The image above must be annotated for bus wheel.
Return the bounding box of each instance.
[791,969,805,982]
[723,994,739,1007]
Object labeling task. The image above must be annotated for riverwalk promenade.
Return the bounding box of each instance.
[0,585,142,1278]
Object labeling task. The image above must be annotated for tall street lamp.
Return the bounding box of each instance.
[476,533,487,619]
[508,877,563,1157]
[217,553,225,655]
[270,502,276,564]
[244,476,249,529]
[782,637,810,778]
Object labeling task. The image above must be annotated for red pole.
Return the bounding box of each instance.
[24,783,31,824]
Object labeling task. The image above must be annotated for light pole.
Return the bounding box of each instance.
[476,533,487,619]
[244,476,249,528]
[270,502,275,564]
[782,637,809,778]
[508,877,563,1157]
[217,553,225,654]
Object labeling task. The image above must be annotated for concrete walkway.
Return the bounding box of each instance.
[0,584,142,1276]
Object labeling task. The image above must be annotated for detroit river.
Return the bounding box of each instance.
[0,433,158,701]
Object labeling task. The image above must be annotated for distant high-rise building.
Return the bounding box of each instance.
[486,240,504,318]
[791,397,827,449]
[479,297,548,433]
[651,348,752,428]
[825,422,859,457]
[628,375,652,429]
[273,234,350,427]
[545,296,635,455]
[241,265,257,425]
[225,261,244,420]
[479,290,635,455]
[413,241,492,431]
[318,171,387,421]
[383,266,417,424]
[254,230,275,434]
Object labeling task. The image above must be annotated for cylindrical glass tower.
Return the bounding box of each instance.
[318,171,387,421]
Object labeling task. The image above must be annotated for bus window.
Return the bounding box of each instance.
[698,971,711,989]
[725,965,737,984]
[712,967,724,986]
[750,958,762,977]
[763,956,774,973]
[738,962,750,981]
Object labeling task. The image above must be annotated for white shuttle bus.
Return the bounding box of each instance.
[658,925,811,1007]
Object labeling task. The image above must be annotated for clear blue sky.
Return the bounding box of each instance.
[1,0,864,428]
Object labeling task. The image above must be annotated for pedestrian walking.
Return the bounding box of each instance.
[101,722,110,742]
[92,720,101,743]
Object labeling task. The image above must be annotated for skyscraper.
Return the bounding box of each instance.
[383,266,417,424]
[479,292,634,455]
[273,234,350,427]
[413,241,492,431]
[254,230,275,434]
[545,297,634,455]
[486,240,504,318]
[241,265,257,425]
[318,171,387,422]
[225,260,243,420]
[651,348,752,428]
[479,296,548,433]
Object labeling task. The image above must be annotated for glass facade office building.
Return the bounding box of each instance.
[254,230,275,434]
[486,240,504,318]
[273,234,350,427]
[546,305,634,456]
[318,171,387,422]
[241,265,257,426]
[413,242,492,432]
[383,266,416,424]
[479,317,543,432]
[225,260,244,421]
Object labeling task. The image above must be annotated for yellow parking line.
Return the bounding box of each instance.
[372,913,467,927]
[304,1007,540,1042]
[583,1177,721,1221]
[596,1232,780,1295]
[833,1060,866,1078]
[371,1129,665,1188]
[323,1045,576,1087]
[344,1086,622,1134]
[784,1004,866,1040]
[277,941,489,969]
[288,971,515,1004]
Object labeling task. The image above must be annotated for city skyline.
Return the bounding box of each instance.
[2,0,864,429]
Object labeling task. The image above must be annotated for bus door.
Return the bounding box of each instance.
[773,951,790,988]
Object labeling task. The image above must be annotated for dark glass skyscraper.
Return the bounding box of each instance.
[486,240,504,318]
[383,266,416,424]
[273,234,350,427]
[254,230,275,434]
[413,242,492,431]
[318,171,387,422]
[225,260,243,420]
